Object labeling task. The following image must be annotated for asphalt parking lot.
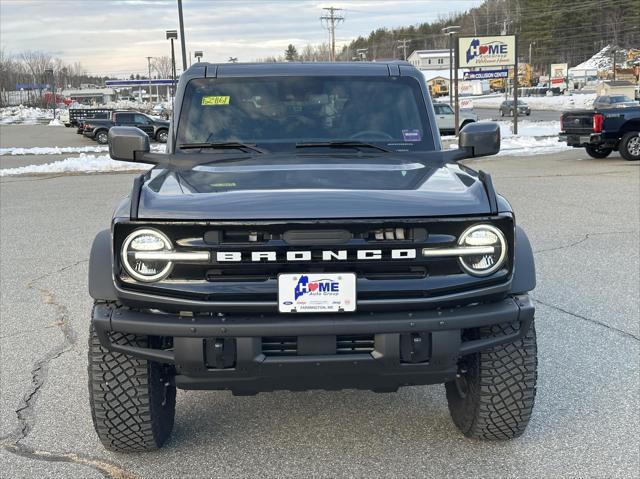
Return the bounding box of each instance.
[1,125,639,478]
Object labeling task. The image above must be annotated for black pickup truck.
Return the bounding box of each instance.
[559,106,640,160]
[88,62,538,451]
[83,111,169,144]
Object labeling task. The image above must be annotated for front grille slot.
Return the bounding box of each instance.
[262,336,297,356]
[336,335,375,354]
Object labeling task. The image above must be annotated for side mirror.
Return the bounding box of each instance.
[458,122,500,158]
[108,126,150,162]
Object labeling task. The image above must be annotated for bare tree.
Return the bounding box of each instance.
[153,56,173,79]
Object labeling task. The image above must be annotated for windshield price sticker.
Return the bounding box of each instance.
[202,96,230,106]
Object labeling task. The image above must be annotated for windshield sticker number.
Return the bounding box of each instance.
[402,129,421,142]
[202,96,230,106]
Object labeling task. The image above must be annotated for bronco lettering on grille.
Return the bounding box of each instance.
[214,249,417,262]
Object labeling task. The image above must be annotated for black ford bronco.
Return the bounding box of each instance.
[88,62,538,452]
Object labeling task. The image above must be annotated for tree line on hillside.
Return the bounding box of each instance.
[338,0,639,71]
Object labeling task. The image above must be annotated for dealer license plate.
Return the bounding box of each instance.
[278,273,356,313]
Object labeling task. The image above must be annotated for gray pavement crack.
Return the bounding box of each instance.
[534,230,636,254]
[0,259,136,479]
[533,297,640,342]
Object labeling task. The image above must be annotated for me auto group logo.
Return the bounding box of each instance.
[459,35,515,68]
[294,275,339,300]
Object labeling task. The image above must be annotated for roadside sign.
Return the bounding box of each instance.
[460,98,474,110]
[550,63,568,85]
[457,36,516,68]
[463,69,509,80]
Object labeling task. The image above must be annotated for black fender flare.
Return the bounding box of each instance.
[88,229,118,301]
[510,226,536,294]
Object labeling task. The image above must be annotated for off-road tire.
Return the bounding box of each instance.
[88,322,176,452]
[445,320,537,440]
[585,145,613,159]
[619,131,640,161]
[95,130,109,145]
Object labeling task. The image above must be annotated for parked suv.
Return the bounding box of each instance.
[499,100,531,117]
[88,62,538,452]
[592,95,639,109]
[83,111,169,144]
[433,102,478,135]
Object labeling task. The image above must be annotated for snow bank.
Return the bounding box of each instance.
[48,118,64,126]
[445,119,569,156]
[472,94,595,111]
[0,143,164,156]
[0,145,109,156]
[0,106,54,124]
[0,153,149,177]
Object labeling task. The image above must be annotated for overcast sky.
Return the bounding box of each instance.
[1,0,482,77]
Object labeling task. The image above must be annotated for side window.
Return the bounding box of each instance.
[433,104,443,114]
[442,104,453,114]
[134,114,150,124]
[117,113,134,124]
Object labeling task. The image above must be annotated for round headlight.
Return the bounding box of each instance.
[458,224,507,276]
[121,229,173,282]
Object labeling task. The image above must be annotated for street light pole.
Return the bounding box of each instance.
[146,56,153,103]
[177,0,188,71]
[166,30,178,103]
[45,68,55,120]
[442,26,461,107]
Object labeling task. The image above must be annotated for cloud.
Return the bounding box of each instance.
[0,0,482,75]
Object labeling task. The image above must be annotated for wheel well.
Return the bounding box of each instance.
[620,121,640,135]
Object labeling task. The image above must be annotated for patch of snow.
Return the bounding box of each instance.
[0,106,54,124]
[0,145,109,156]
[0,153,150,177]
[445,119,568,156]
[48,118,64,126]
[0,143,165,156]
[471,94,595,111]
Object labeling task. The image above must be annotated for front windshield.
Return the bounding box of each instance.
[177,76,435,152]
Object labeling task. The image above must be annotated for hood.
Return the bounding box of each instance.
[136,153,491,220]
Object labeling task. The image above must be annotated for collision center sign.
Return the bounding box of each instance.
[458,36,516,68]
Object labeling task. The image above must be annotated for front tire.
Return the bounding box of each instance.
[88,321,176,452]
[156,129,168,143]
[445,320,537,440]
[95,130,109,145]
[619,132,640,161]
[585,145,613,159]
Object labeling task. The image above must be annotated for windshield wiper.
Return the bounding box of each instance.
[179,142,265,154]
[296,141,391,153]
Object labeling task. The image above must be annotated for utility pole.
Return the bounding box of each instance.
[177,0,187,71]
[320,7,344,62]
[397,39,410,60]
[146,56,153,103]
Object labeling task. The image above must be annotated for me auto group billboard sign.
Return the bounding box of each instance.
[458,35,516,68]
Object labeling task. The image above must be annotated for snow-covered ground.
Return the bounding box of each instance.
[471,93,595,111]
[0,143,165,156]
[445,120,569,156]
[0,153,148,177]
[0,106,54,125]
[0,145,109,156]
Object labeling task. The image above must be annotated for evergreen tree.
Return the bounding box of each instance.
[284,44,298,61]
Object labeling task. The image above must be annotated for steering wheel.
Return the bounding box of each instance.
[349,130,393,141]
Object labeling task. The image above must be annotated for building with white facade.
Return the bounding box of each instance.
[407,49,451,70]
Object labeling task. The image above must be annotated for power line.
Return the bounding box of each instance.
[320,7,344,62]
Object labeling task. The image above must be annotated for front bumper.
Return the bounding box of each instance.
[92,294,534,394]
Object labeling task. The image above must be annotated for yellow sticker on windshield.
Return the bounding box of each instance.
[202,96,230,106]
